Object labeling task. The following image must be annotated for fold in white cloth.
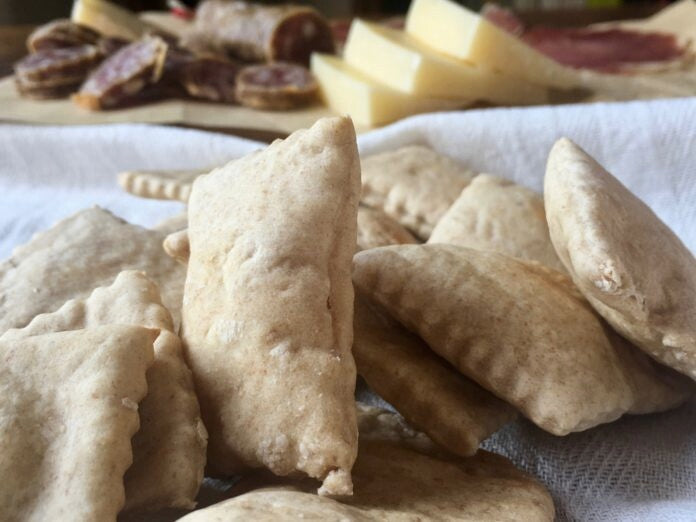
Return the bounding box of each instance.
[1,97,695,521]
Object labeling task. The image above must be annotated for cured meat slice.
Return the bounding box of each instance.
[482,3,687,73]
[14,78,80,100]
[177,57,240,103]
[14,45,102,84]
[522,27,686,73]
[96,36,131,57]
[27,19,101,52]
[480,3,524,36]
[184,0,335,65]
[235,62,317,110]
[74,36,168,110]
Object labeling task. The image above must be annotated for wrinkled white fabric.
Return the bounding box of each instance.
[1,97,695,521]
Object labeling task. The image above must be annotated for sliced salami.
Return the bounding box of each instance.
[14,76,81,100]
[177,57,240,103]
[235,62,317,110]
[96,36,131,57]
[184,0,334,66]
[14,45,102,84]
[482,3,687,73]
[27,19,101,53]
[74,36,168,110]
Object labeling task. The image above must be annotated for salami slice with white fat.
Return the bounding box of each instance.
[73,36,168,110]
[96,36,131,57]
[14,76,82,99]
[183,0,334,66]
[27,19,101,53]
[14,45,102,84]
[235,62,317,110]
[177,57,240,104]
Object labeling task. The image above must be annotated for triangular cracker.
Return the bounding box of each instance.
[355,402,440,456]
[1,271,207,511]
[356,206,418,252]
[163,206,419,263]
[0,325,156,521]
[118,168,205,202]
[360,145,475,239]
[353,244,693,435]
[429,173,565,272]
[177,407,554,521]
[0,207,186,332]
[354,294,515,456]
[182,117,360,494]
[545,137,696,380]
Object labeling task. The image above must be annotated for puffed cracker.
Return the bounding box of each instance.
[429,173,565,272]
[0,207,185,332]
[356,206,418,251]
[355,402,440,456]
[353,244,693,435]
[177,438,554,521]
[117,168,204,202]
[182,117,360,495]
[354,294,515,456]
[0,325,156,522]
[360,145,475,239]
[545,138,696,381]
[1,271,207,512]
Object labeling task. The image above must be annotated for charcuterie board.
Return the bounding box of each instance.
[0,1,694,137]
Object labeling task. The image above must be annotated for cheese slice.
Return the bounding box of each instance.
[72,0,149,40]
[406,0,579,89]
[310,54,464,127]
[344,19,547,106]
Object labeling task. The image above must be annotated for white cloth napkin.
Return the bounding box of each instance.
[1,97,695,521]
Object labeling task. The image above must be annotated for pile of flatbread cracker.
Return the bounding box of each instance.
[2,116,695,521]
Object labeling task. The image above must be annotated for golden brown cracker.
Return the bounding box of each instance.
[182,117,360,494]
[0,325,155,521]
[545,137,696,380]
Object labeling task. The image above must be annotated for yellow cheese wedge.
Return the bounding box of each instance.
[72,0,149,40]
[310,54,464,127]
[406,0,579,89]
[344,19,547,106]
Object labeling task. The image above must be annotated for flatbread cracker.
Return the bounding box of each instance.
[545,138,696,380]
[117,168,205,202]
[182,116,360,494]
[152,212,188,233]
[0,325,156,521]
[353,244,693,435]
[178,440,554,521]
[354,294,515,456]
[356,206,418,251]
[0,207,186,333]
[429,173,565,272]
[1,271,207,511]
[355,402,440,456]
[360,145,475,240]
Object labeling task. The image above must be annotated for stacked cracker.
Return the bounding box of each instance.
[2,116,695,521]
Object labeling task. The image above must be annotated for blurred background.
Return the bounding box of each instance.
[0,0,672,24]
